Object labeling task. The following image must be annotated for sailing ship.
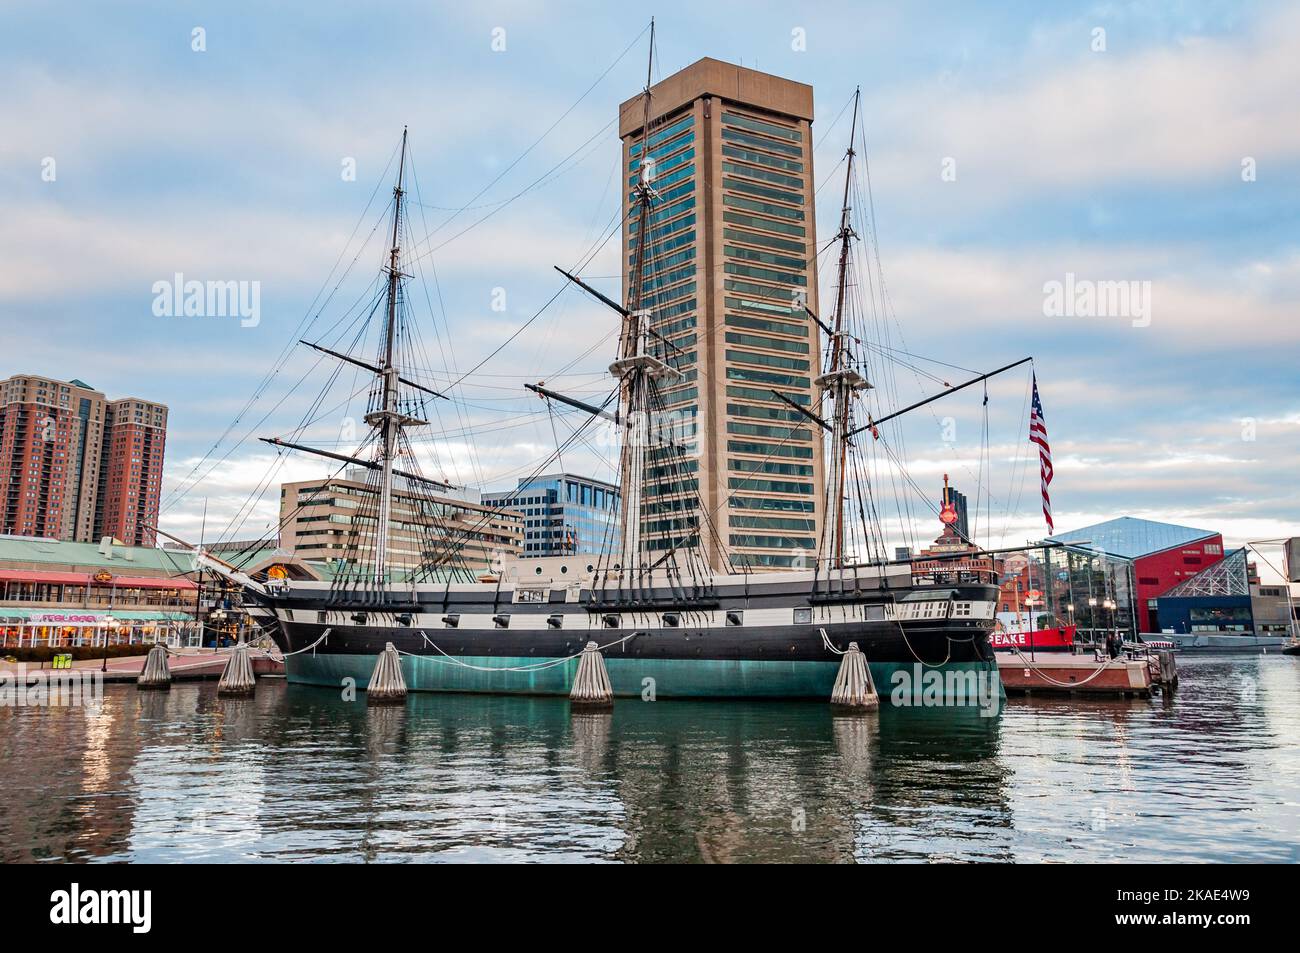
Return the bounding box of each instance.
[189,42,1035,705]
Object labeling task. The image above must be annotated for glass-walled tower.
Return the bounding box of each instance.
[619,58,823,572]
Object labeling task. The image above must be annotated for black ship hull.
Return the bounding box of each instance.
[254,572,1002,703]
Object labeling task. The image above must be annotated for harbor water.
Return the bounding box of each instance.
[1,655,1296,863]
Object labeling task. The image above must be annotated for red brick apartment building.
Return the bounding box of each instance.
[0,375,167,546]
[96,397,168,546]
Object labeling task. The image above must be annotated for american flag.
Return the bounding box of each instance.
[1029,373,1054,534]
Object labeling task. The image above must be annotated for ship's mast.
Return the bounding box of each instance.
[818,89,869,571]
[613,18,675,575]
[374,128,409,583]
[625,17,656,332]
[256,129,453,587]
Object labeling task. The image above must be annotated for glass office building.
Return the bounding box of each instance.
[998,543,1141,643]
[619,58,824,571]
[483,473,620,557]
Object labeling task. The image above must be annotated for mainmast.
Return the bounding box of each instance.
[625,17,656,330]
[817,89,870,571]
[612,17,680,575]
[372,128,409,583]
[541,22,710,580]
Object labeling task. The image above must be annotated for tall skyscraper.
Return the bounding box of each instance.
[0,374,167,545]
[620,58,823,572]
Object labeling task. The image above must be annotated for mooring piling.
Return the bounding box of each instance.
[366,642,408,704]
[1155,650,1178,692]
[569,641,614,709]
[830,642,879,711]
[136,643,172,691]
[217,643,257,696]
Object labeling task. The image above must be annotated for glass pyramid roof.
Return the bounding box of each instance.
[1160,548,1250,597]
[1048,516,1216,559]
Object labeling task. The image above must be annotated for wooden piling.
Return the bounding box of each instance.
[830,642,879,711]
[1156,650,1178,692]
[366,642,407,704]
[136,643,172,691]
[217,643,257,696]
[570,641,614,709]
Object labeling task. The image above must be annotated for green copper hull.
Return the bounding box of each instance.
[286,653,1003,707]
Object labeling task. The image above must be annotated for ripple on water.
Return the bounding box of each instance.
[0,655,1296,862]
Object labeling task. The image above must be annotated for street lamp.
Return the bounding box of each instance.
[211,608,227,650]
[101,614,115,673]
[1024,595,1039,659]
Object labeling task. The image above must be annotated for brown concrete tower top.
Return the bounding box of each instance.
[619,58,814,139]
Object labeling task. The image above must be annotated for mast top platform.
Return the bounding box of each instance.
[609,354,683,382]
[815,367,872,392]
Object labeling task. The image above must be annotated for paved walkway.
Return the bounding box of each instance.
[1,648,284,682]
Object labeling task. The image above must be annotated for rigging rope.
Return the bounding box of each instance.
[400,630,639,672]
[1008,645,1123,688]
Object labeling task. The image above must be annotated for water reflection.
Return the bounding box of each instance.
[0,656,1295,862]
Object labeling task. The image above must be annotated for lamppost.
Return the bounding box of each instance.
[1024,595,1038,659]
[101,614,115,673]
[211,608,226,649]
[1088,596,1098,644]
[1098,597,1117,657]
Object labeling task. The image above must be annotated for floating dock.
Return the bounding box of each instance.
[997,652,1159,697]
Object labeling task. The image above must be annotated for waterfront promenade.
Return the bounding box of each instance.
[0,647,284,683]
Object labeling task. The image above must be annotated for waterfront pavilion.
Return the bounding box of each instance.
[0,535,199,648]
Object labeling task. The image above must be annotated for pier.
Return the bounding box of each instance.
[0,647,284,684]
[996,652,1164,697]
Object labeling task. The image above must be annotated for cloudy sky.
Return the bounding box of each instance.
[2,1,1297,574]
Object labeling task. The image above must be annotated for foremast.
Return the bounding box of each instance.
[259,128,454,587]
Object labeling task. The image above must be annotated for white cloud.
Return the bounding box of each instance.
[878,244,1300,348]
[865,6,1300,199]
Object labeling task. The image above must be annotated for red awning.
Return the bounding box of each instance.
[0,569,196,590]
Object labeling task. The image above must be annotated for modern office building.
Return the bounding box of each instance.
[1048,516,1225,633]
[0,374,167,546]
[1150,547,1293,638]
[483,473,620,557]
[279,471,523,574]
[984,545,1140,642]
[619,58,824,571]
